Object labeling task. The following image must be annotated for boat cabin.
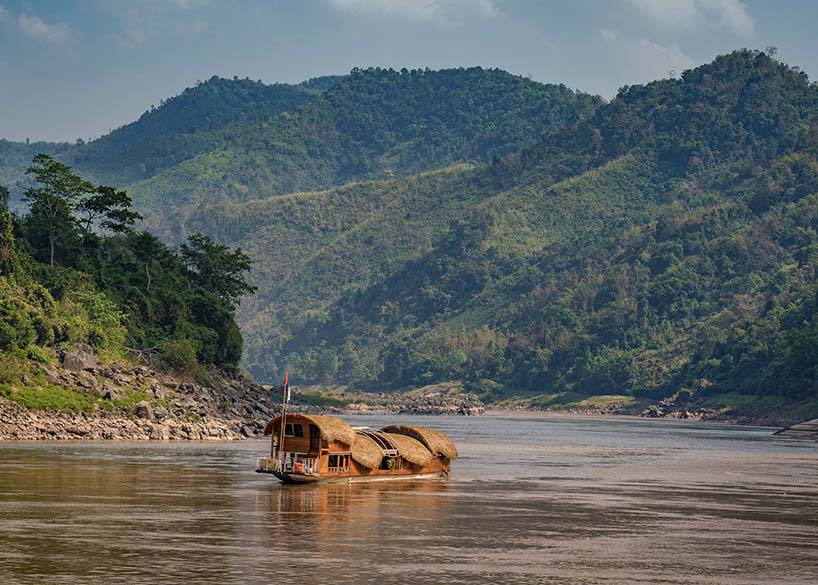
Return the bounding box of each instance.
[257,414,457,483]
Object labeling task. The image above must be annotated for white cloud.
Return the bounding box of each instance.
[18,13,71,43]
[327,0,500,24]
[0,6,9,21]
[711,0,755,36]
[103,1,208,47]
[172,0,208,9]
[623,0,755,37]
[600,29,696,86]
[180,18,208,35]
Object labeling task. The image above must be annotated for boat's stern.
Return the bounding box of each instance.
[256,454,323,483]
[255,455,278,475]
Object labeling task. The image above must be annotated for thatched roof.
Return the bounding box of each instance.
[380,425,458,459]
[350,433,385,469]
[384,432,433,466]
[263,414,356,445]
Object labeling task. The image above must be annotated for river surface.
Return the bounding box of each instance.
[0,414,816,584]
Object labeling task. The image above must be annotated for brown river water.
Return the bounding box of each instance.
[0,414,816,584]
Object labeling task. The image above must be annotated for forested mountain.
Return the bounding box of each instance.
[6,51,818,417]
[214,50,818,417]
[69,76,326,186]
[0,157,254,388]
[1,69,599,241]
[130,67,600,240]
[0,75,340,203]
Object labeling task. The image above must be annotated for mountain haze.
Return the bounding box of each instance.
[4,52,818,419]
[0,75,337,205]
[130,67,600,240]
[218,51,818,419]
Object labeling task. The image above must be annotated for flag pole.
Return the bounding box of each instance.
[278,372,289,464]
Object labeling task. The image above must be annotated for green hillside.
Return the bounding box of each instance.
[2,69,599,244]
[69,76,325,186]
[7,51,818,417]
[0,158,255,412]
[219,50,818,417]
[129,67,600,240]
[0,76,332,204]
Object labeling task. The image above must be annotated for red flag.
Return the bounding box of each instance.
[283,372,290,403]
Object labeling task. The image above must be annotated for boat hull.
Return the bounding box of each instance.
[258,469,449,484]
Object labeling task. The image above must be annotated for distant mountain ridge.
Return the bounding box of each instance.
[0,68,600,241]
[69,76,328,186]
[6,52,818,421]
[215,50,818,421]
[129,67,600,240]
[0,74,341,205]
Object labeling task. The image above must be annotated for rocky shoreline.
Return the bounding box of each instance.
[309,389,485,416]
[0,343,281,441]
[0,347,807,440]
[0,348,487,441]
[0,398,247,440]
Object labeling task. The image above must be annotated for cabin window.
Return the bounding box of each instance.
[328,453,349,472]
[284,423,304,437]
[381,457,399,470]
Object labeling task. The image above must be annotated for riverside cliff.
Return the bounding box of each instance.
[0,343,279,440]
[0,345,486,441]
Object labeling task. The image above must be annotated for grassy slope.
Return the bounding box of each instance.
[218,151,662,380]
[232,165,491,368]
[127,68,599,241]
[220,53,818,426]
[0,76,325,202]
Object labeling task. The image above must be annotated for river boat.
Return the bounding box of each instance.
[256,413,458,483]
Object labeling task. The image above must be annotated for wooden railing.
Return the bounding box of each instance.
[257,452,320,475]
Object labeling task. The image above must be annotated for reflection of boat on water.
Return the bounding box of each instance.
[249,479,455,563]
[256,413,458,484]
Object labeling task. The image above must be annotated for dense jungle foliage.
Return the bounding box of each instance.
[6,52,818,415]
[226,51,818,409]
[1,69,599,242]
[0,157,254,378]
[0,76,337,203]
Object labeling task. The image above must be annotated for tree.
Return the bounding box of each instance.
[0,185,16,276]
[179,234,256,307]
[23,154,94,266]
[77,185,142,236]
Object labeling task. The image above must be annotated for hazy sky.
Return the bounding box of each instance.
[1,0,817,142]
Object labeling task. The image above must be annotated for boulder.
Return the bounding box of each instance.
[41,366,63,385]
[150,383,166,399]
[134,401,154,420]
[671,388,694,405]
[75,371,98,389]
[153,406,170,420]
[102,384,125,401]
[62,348,98,372]
[148,423,170,441]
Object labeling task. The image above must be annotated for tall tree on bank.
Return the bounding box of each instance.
[23,154,142,266]
[0,185,16,276]
[77,185,142,236]
[179,234,257,308]
[23,154,94,266]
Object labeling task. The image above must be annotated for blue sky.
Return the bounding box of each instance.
[1,0,817,142]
